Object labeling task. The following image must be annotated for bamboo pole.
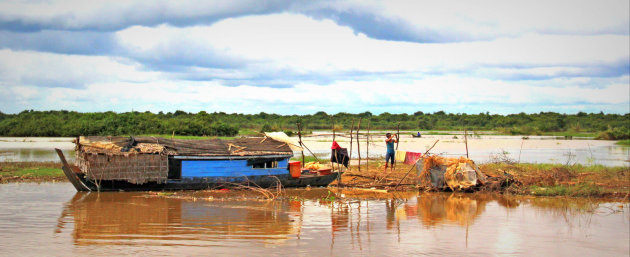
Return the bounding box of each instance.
[395,122,400,150]
[301,143,320,163]
[393,122,400,170]
[356,118,362,172]
[518,139,524,163]
[294,122,320,163]
[366,119,371,172]
[297,123,305,168]
[464,128,469,159]
[349,119,354,160]
[331,117,336,173]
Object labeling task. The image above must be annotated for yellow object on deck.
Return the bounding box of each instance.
[304,162,322,170]
[395,150,407,162]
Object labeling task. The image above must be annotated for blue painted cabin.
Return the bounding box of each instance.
[168,155,292,180]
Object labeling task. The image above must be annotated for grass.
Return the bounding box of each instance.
[290,155,329,164]
[424,131,462,135]
[0,161,64,183]
[530,184,602,197]
[479,163,629,198]
[538,131,599,137]
[238,128,261,136]
[616,139,630,146]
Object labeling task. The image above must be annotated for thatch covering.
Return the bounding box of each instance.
[417,156,487,191]
[77,136,293,156]
[77,153,168,184]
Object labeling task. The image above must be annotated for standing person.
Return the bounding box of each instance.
[384,133,397,172]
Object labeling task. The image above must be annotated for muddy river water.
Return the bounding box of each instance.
[0,183,628,256]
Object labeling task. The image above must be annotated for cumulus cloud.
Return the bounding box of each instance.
[308,0,630,42]
[0,0,305,31]
[111,14,629,82]
[0,30,116,55]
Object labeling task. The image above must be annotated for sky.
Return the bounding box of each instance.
[0,0,628,115]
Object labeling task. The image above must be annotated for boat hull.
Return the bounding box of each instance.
[70,173,341,191]
[56,148,340,191]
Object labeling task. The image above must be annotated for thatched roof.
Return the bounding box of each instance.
[77,136,293,156]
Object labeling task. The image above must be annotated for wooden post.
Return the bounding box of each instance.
[331,117,336,173]
[395,122,400,150]
[394,122,400,170]
[464,128,469,159]
[366,119,371,172]
[349,119,355,160]
[297,123,305,168]
[331,116,336,142]
[356,118,362,172]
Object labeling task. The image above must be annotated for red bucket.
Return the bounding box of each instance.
[289,161,301,178]
[318,168,332,175]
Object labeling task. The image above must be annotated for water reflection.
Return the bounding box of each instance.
[59,192,298,246]
[51,189,629,255]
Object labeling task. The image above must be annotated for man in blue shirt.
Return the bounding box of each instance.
[384,133,398,172]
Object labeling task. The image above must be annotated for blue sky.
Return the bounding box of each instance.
[0,0,628,115]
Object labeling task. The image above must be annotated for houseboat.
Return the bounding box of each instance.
[56,136,340,191]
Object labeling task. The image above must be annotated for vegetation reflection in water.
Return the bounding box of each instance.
[55,189,628,250]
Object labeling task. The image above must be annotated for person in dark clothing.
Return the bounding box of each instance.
[331,147,349,167]
[384,133,397,172]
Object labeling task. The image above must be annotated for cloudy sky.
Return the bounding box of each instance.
[0,0,628,115]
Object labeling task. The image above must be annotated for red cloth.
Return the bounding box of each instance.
[331,141,341,150]
[404,152,422,165]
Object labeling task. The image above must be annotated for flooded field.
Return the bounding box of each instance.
[0,137,74,162]
[299,134,630,167]
[0,183,628,256]
[1,136,629,166]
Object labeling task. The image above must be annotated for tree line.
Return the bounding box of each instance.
[0,110,628,139]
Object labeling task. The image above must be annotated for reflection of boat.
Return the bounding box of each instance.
[57,192,298,245]
[56,136,340,191]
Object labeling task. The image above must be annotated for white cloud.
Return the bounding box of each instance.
[0,2,628,114]
[114,14,629,77]
[352,0,629,39]
[0,49,160,88]
[0,0,288,30]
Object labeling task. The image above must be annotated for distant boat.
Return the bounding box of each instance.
[56,136,340,191]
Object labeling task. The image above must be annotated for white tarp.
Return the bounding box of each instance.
[264,132,304,151]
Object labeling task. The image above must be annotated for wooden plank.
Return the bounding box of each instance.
[55,148,91,192]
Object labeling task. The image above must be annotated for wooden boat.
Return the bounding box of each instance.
[56,136,341,192]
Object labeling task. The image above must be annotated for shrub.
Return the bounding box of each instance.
[596,126,630,140]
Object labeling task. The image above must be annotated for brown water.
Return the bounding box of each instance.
[0,183,628,256]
